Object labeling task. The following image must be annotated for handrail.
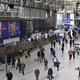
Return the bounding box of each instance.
[0,36,54,55]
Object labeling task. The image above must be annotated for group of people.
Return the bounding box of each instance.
[34,68,54,80]
[16,59,25,75]
[6,28,80,80]
[6,58,25,80]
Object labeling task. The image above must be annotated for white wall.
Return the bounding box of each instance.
[31,32,41,39]
[3,37,20,45]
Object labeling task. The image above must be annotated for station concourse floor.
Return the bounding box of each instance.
[0,42,80,80]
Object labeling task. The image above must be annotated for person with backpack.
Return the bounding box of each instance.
[52,56,60,71]
[6,71,13,80]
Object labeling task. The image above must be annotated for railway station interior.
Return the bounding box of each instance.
[0,0,80,80]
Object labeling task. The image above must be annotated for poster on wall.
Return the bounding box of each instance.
[0,20,21,39]
[8,21,21,37]
[0,21,8,38]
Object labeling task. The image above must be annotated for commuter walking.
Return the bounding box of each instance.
[77,49,80,56]
[47,68,54,80]
[37,51,40,60]
[52,56,60,71]
[50,41,53,46]
[72,50,76,59]
[16,59,22,73]
[12,57,16,68]
[18,62,22,73]
[68,49,72,61]
[53,41,56,48]
[51,49,56,58]
[50,46,54,56]
[27,49,31,57]
[35,69,40,80]
[61,46,64,55]
[41,50,45,61]
[50,46,53,53]
[72,39,75,46]
[69,39,72,48]
[21,62,25,75]
[62,41,64,48]
[59,40,61,45]
[6,71,13,80]
[44,58,48,71]
[65,38,68,46]
[78,68,80,80]
[75,67,80,80]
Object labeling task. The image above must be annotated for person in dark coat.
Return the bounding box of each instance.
[53,41,56,48]
[6,71,13,80]
[69,39,72,48]
[12,57,16,68]
[21,62,25,75]
[41,50,45,61]
[52,49,56,57]
[72,50,76,59]
[50,46,53,53]
[18,62,22,73]
[47,68,54,80]
[27,49,30,57]
[37,51,40,60]
[35,69,40,80]
[61,46,64,55]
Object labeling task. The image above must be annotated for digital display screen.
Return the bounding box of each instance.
[0,20,21,39]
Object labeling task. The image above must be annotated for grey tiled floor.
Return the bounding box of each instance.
[0,42,80,80]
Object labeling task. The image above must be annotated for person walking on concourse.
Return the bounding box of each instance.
[35,69,40,80]
[21,62,25,75]
[44,58,48,71]
[47,68,54,80]
[6,71,13,80]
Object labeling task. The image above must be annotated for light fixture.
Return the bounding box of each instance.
[34,0,42,3]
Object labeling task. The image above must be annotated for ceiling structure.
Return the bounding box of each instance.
[0,0,78,11]
[0,0,78,17]
[34,0,77,11]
